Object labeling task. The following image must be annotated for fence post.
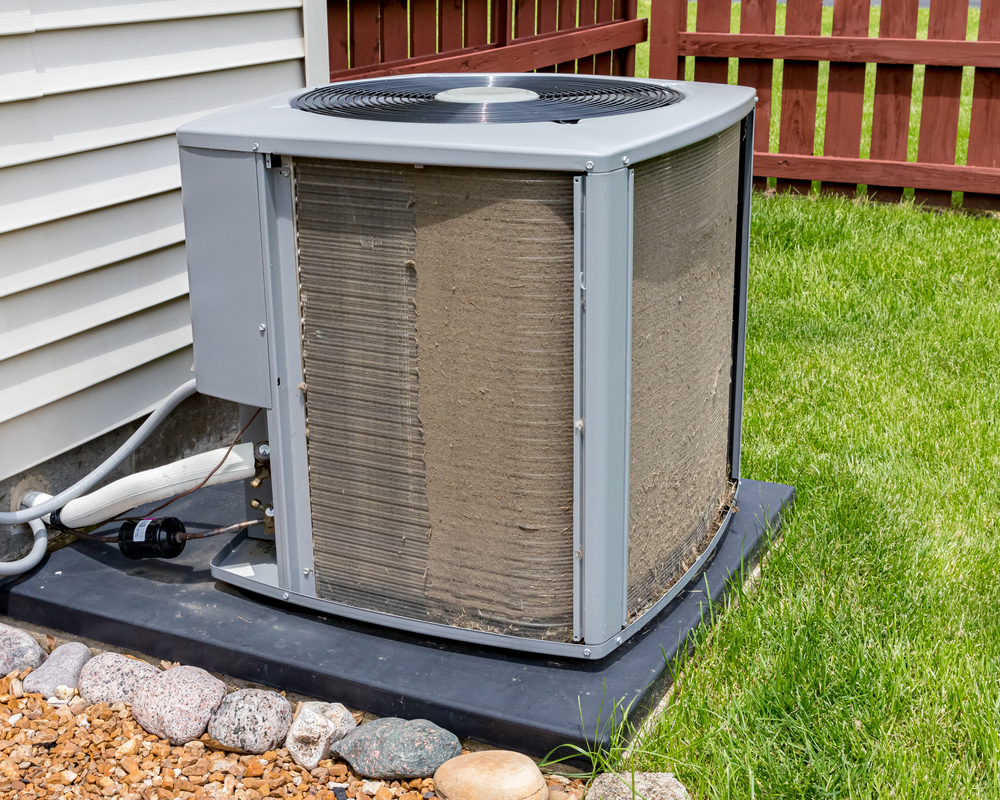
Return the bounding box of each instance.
[966,0,1000,209]
[649,0,684,79]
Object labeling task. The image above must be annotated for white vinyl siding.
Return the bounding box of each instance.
[0,0,327,482]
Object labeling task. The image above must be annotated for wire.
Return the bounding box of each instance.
[72,518,265,545]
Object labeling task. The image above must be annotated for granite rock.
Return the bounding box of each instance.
[285,702,357,770]
[79,652,161,705]
[0,623,45,676]
[434,751,548,800]
[587,773,690,800]
[208,688,292,754]
[331,718,461,779]
[132,665,226,744]
[23,642,91,698]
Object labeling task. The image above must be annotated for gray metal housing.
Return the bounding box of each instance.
[178,76,756,659]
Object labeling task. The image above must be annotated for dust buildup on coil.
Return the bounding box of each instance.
[294,159,575,639]
[627,125,740,618]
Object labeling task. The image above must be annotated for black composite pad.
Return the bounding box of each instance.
[0,479,793,762]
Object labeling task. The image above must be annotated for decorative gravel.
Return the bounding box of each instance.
[0,646,587,800]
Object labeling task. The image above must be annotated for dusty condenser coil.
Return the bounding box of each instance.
[177,74,756,659]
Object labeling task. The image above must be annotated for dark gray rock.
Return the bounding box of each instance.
[0,623,45,676]
[79,652,160,705]
[208,688,292,754]
[23,642,91,697]
[331,718,461,779]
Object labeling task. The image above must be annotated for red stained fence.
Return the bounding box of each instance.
[326,0,645,81]
[649,0,1000,208]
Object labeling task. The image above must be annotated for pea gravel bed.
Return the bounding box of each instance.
[0,663,588,800]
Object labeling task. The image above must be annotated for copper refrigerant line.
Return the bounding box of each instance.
[72,518,265,544]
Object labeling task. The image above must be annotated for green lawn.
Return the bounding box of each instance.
[610,194,1000,797]
[591,8,1000,795]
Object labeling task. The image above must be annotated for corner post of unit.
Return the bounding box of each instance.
[729,110,755,481]
[579,166,632,646]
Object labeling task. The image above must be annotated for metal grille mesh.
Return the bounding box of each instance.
[294,159,576,639]
[626,125,740,618]
[293,75,682,123]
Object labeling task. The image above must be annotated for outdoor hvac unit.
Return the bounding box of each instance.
[177,74,756,659]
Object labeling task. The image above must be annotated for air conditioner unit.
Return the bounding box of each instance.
[177,74,756,659]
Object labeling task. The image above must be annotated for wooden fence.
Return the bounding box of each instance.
[649,0,1000,208]
[326,0,646,80]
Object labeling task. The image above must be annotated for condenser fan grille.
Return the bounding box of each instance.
[293,75,683,123]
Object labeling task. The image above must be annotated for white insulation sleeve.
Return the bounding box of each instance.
[0,518,49,577]
[51,443,258,529]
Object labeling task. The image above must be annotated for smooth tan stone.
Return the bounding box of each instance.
[434,751,548,800]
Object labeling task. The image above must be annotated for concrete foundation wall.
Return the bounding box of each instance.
[0,394,240,561]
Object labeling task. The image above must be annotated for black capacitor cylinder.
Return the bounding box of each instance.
[118,517,186,560]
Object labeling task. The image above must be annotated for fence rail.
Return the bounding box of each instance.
[650,0,1000,208]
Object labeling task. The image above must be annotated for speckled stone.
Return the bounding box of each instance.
[434,751,548,800]
[587,773,690,800]
[285,702,357,770]
[23,642,91,698]
[78,652,161,705]
[132,665,226,745]
[331,718,461,779]
[207,688,292,754]
[0,623,45,676]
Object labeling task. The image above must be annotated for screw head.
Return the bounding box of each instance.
[257,443,270,459]
[616,636,623,644]
[280,169,290,177]
[252,143,260,152]
[622,156,630,166]
[259,323,266,333]
[585,161,595,171]
[303,568,311,576]
[583,648,592,658]
[281,592,289,600]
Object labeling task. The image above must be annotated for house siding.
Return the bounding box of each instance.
[0,0,326,482]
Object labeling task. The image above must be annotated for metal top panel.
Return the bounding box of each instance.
[176,75,755,173]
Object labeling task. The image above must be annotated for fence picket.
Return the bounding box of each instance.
[328,0,350,71]
[440,0,465,51]
[411,0,438,55]
[351,0,382,66]
[537,0,560,69]
[578,0,596,72]
[776,0,822,194]
[914,0,970,206]
[594,0,616,73]
[822,0,870,197]
[694,0,731,84]
[515,0,536,38]
[868,0,918,201]
[466,0,491,47]
[380,0,409,62]
[615,0,638,74]
[556,0,578,71]
[966,0,1000,209]
[737,0,777,189]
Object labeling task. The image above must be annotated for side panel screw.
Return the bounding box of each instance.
[585,161,595,170]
